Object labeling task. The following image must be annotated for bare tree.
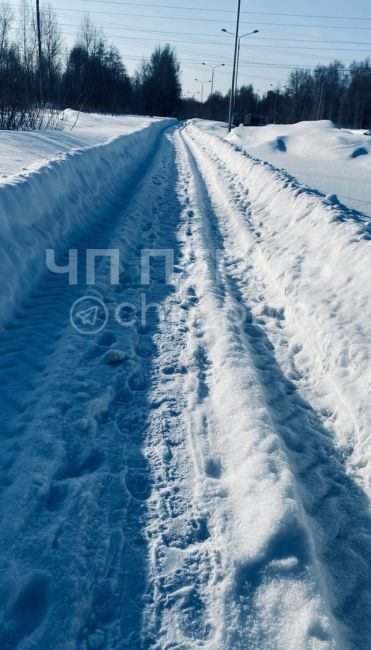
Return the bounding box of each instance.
[17,0,37,104]
[0,2,13,57]
[41,2,62,102]
[77,13,99,57]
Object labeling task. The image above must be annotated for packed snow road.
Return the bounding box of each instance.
[0,121,370,650]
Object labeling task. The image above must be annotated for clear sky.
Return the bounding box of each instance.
[6,0,371,97]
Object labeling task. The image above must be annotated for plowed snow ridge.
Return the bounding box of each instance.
[0,120,369,650]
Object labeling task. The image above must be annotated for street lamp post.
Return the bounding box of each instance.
[226,0,241,133]
[202,63,226,119]
[317,74,326,120]
[185,91,200,118]
[202,62,225,98]
[222,26,259,130]
[194,78,211,103]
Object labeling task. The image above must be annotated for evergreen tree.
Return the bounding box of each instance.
[138,45,181,117]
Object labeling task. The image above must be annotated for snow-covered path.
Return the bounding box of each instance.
[0,122,370,649]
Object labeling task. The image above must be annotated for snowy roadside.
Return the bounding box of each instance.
[0,110,167,178]
[0,116,369,648]
[195,119,371,217]
[0,113,175,328]
[187,120,371,497]
[182,122,371,648]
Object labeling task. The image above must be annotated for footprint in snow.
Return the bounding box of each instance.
[103,349,126,365]
[0,574,50,647]
[205,458,223,479]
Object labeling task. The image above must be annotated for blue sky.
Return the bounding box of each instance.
[7,0,371,96]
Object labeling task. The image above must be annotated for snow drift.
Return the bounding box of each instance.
[0,117,175,328]
[194,119,371,217]
[228,120,371,217]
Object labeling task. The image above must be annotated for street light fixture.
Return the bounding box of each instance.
[202,62,225,98]
[194,78,212,104]
[235,31,259,108]
[222,23,259,130]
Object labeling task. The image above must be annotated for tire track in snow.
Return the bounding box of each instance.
[169,127,342,650]
[187,125,371,493]
[0,125,169,438]
[0,122,369,650]
[190,130,363,462]
[141,130,229,649]
[0,127,185,649]
[182,125,371,649]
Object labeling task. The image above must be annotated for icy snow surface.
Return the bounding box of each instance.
[0,114,370,649]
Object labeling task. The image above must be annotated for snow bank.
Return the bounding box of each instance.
[0,116,175,328]
[0,110,167,177]
[194,119,371,216]
[186,120,371,495]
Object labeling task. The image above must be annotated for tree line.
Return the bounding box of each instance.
[0,1,370,129]
[182,59,371,129]
[0,2,181,128]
